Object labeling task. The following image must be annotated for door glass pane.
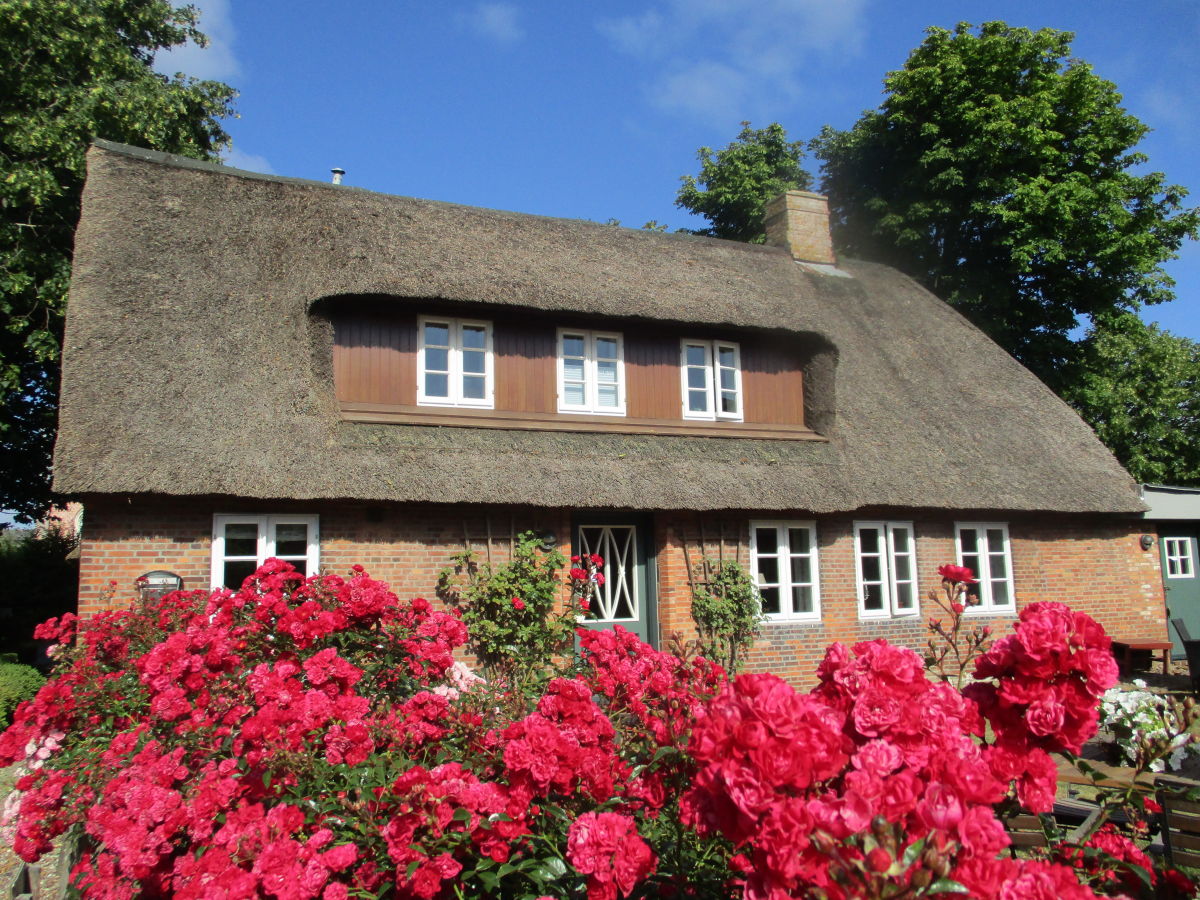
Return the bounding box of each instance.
[274,524,308,557]
[224,523,258,557]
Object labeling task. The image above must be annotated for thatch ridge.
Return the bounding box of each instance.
[53,141,1143,515]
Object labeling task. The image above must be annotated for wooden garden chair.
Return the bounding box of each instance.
[1155,774,1200,869]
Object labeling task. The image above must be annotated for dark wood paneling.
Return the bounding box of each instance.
[495,324,555,413]
[626,334,680,420]
[743,343,805,426]
[333,316,414,406]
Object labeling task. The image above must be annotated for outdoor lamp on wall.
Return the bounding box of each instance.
[1140,534,1156,551]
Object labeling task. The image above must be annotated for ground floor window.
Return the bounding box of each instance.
[955,522,1014,612]
[854,521,918,618]
[211,514,320,589]
[749,520,820,621]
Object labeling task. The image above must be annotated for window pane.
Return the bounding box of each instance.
[462,350,485,374]
[224,523,258,557]
[787,528,809,554]
[793,585,813,614]
[760,586,781,615]
[720,368,736,390]
[275,524,308,557]
[959,529,978,553]
[720,391,738,414]
[718,346,736,367]
[755,528,778,555]
[891,526,909,547]
[987,529,1006,552]
[894,583,914,610]
[424,322,449,346]
[859,527,880,551]
[424,347,449,373]
[596,360,617,383]
[862,556,882,583]
[757,557,779,585]
[562,335,585,357]
[790,557,810,585]
[989,554,1007,578]
[688,390,708,412]
[685,345,707,366]
[425,372,449,397]
[863,583,884,611]
[595,337,617,359]
[461,326,486,349]
[223,559,257,590]
[564,382,585,405]
[687,367,707,389]
[462,375,485,399]
[991,580,1010,606]
[893,554,911,581]
[596,384,619,407]
[563,358,585,382]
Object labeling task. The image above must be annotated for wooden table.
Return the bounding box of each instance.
[1111,639,1174,676]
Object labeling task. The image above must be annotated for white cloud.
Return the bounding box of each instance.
[221,147,275,175]
[154,0,241,81]
[462,3,524,44]
[598,0,868,121]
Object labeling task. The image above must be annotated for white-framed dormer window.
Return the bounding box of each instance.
[854,521,918,618]
[557,329,625,415]
[417,317,494,408]
[749,520,820,621]
[211,514,320,590]
[681,340,742,421]
[955,522,1015,612]
[1165,537,1195,579]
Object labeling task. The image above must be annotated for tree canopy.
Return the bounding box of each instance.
[1064,314,1200,487]
[810,21,1198,389]
[0,0,236,520]
[675,121,812,242]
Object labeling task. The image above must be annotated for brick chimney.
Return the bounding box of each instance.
[763,191,836,265]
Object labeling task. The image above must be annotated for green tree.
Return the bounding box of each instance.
[1,0,236,520]
[1063,313,1200,486]
[810,22,1198,390]
[676,121,812,242]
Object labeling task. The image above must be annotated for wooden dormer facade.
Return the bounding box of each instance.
[328,299,821,440]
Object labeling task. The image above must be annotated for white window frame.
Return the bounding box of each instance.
[211,514,320,589]
[680,339,743,421]
[416,316,494,408]
[1164,537,1196,579]
[854,521,919,619]
[749,520,821,621]
[556,328,626,415]
[955,522,1016,613]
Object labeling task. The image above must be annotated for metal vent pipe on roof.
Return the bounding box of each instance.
[331,167,345,185]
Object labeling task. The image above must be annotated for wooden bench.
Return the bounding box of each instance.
[1111,639,1174,676]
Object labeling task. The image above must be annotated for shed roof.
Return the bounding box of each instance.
[53,141,1144,515]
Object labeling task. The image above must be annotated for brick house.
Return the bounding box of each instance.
[53,141,1166,684]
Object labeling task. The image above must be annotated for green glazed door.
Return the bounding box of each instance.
[573,516,657,647]
[1162,531,1200,657]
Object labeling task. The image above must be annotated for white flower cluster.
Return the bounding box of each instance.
[1098,681,1198,772]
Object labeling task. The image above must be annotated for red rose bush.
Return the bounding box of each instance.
[0,561,1188,898]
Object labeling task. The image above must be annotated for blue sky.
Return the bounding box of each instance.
[157,0,1200,341]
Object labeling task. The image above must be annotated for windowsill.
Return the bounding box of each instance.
[340,402,824,441]
[858,612,921,621]
[763,614,823,625]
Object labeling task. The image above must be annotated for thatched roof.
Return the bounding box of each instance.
[53,141,1143,514]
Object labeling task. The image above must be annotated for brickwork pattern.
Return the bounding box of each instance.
[79,500,1164,689]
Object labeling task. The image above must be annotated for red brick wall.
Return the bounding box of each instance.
[79,498,1164,687]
